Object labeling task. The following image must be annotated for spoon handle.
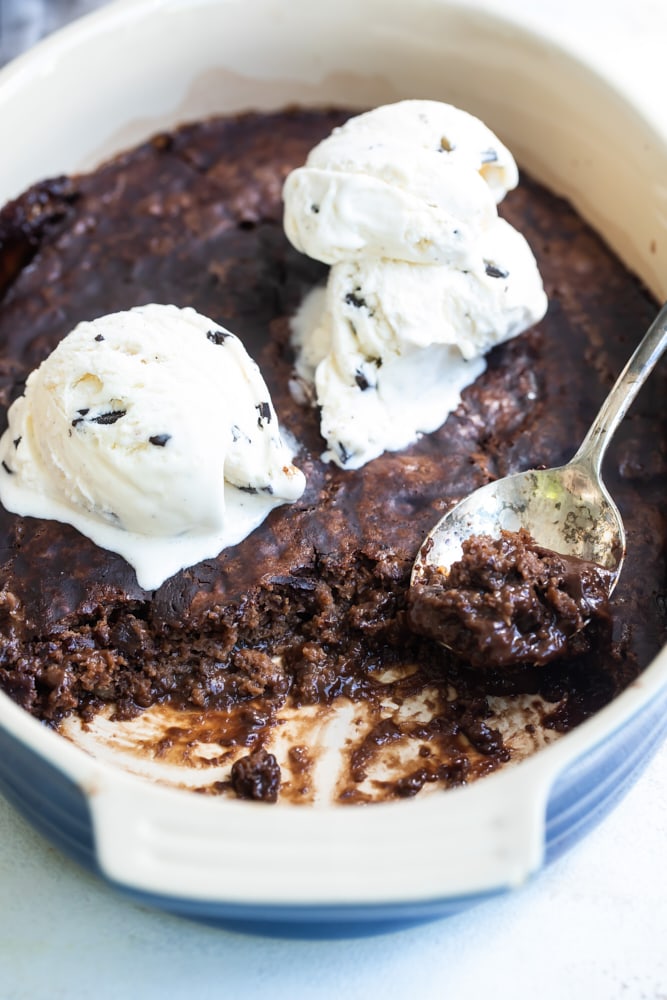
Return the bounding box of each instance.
[572,301,667,475]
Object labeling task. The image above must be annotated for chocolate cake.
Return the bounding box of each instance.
[0,108,665,802]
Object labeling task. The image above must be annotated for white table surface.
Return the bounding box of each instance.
[1,1,667,998]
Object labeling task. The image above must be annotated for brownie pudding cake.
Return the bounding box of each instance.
[0,103,664,804]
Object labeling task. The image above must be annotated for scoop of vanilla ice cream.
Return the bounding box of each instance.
[292,219,546,468]
[295,218,547,372]
[0,304,305,588]
[283,158,496,269]
[284,101,548,468]
[292,284,485,468]
[283,100,518,268]
[309,101,519,202]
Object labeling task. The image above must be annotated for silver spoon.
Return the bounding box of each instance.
[412,301,667,595]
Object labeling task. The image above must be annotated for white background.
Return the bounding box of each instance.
[1,1,666,998]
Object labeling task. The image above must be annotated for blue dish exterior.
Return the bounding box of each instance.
[1,678,666,939]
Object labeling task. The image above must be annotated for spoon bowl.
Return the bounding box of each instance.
[413,462,625,590]
[412,302,667,592]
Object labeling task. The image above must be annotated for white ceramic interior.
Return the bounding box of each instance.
[0,0,666,907]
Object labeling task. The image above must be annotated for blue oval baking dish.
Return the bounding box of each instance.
[0,0,666,938]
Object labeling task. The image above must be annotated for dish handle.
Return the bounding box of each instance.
[86,757,557,906]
